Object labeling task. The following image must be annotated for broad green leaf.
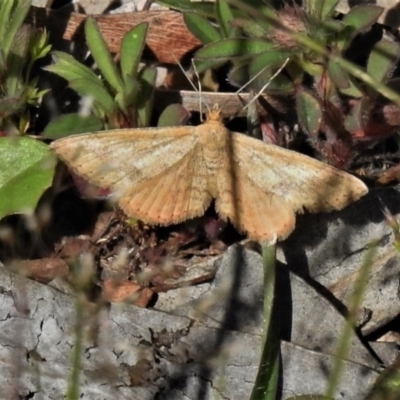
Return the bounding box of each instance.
[184,12,221,44]
[155,0,215,17]
[342,5,383,34]
[85,17,124,94]
[227,61,250,87]
[0,136,55,219]
[120,74,140,109]
[229,61,293,93]
[45,51,101,84]
[44,114,103,139]
[338,7,381,51]
[339,76,363,97]
[193,58,226,74]
[195,38,273,60]
[322,19,343,34]
[115,74,141,115]
[216,0,234,38]
[0,1,14,45]
[120,23,148,81]
[69,78,116,114]
[367,40,399,84]
[247,51,293,92]
[157,104,190,127]
[249,50,292,75]
[6,24,31,96]
[137,66,157,127]
[327,59,350,89]
[344,97,370,133]
[231,17,270,38]
[335,25,356,52]
[0,0,30,59]
[296,90,323,136]
[304,0,338,20]
[250,68,293,93]
[319,0,339,20]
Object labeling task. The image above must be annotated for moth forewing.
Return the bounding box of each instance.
[50,106,368,242]
[228,130,368,213]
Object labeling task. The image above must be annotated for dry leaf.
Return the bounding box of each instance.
[102,279,153,306]
[9,258,69,283]
[50,106,368,243]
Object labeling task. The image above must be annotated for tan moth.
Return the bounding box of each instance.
[50,106,368,243]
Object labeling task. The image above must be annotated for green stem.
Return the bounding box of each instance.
[324,244,377,398]
[66,294,85,400]
[250,243,279,400]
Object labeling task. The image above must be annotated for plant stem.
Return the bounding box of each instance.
[325,243,377,398]
[250,243,280,400]
[66,293,85,400]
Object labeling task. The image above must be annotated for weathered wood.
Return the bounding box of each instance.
[27,6,202,64]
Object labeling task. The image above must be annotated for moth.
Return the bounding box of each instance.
[50,106,368,243]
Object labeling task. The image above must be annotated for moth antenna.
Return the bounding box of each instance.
[172,55,209,121]
[217,58,288,118]
[191,59,212,121]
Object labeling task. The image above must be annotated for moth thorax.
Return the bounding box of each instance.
[201,125,228,169]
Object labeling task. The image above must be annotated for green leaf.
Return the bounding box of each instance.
[344,97,370,133]
[249,50,292,74]
[69,78,116,114]
[338,76,363,97]
[0,136,55,219]
[216,0,234,38]
[230,17,270,38]
[336,5,383,51]
[296,90,323,136]
[155,0,215,17]
[29,29,51,61]
[367,40,399,84]
[322,19,343,34]
[304,0,338,20]
[45,51,101,84]
[184,12,221,44]
[6,24,31,96]
[227,61,249,87]
[157,104,190,127]
[327,59,350,89]
[137,66,157,127]
[193,58,226,74]
[342,5,383,35]
[0,1,14,45]
[195,38,273,60]
[85,17,124,94]
[44,114,104,139]
[120,74,140,110]
[120,22,148,81]
[228,56,293,93]
[247,51,293,92]
[0,0,30,60]
[319,0,339,20]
